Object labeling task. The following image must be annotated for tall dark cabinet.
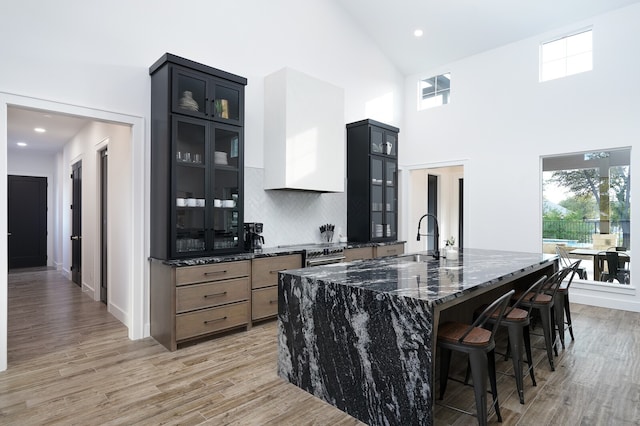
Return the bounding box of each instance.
[347,119,399,242]
[150,53,247,259]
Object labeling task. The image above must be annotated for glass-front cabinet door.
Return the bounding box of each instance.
[173,68,210,119]
[173,117,207,256]
[370,126,397,156]
[212,80,242,125]
[384,159,397,239]
[212,125,242,251]
[370,157,384,240]
[370,156,397,241]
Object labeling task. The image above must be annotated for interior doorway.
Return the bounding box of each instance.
[408,164,465,254]
[7,175,47,269]
[2,92,146,373]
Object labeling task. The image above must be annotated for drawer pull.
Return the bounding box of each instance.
[204,291,227,298]
[269,300,277,304]
[204,316,227,325]
[204,270,227,276]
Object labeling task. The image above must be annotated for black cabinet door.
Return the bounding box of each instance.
[210,124,243,251]
[172,116,208,257]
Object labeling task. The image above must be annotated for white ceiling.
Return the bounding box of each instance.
[7,106,91,154]
[7,0,640,153]
[336,0,640,75]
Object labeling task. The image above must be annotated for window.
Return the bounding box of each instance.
[540,29,592,82]
[542,149,631,283]
[418,73,450,110]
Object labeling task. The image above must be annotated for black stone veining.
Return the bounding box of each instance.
[277,248,557,426]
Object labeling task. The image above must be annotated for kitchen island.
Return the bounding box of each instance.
[277,248,557,425]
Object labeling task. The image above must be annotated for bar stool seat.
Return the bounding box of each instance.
[438,290,514,426]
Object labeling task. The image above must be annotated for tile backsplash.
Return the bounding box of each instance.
[244,167,347,247]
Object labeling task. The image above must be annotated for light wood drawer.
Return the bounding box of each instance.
[176,302,249,341]
[176,260,250,286]
[251,254,302,289]
[375,243,404,258]
[344,247,374,262]
[176,278,249,313]
[252,287,278,320]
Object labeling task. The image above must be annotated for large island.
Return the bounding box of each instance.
[277,248,557,425]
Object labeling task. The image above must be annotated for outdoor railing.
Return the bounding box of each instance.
[543,220,630,247]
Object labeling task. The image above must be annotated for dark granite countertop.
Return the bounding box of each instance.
[281,248,557,306]
[150,241,406,267]
[344,241,406,249]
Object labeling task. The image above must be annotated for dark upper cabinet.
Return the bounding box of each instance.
[171,66,244,125]
[150,53,247,259]
[347,119,399,243]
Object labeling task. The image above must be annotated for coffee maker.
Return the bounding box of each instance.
[244,222,264,252]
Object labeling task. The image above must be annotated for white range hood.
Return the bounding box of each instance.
[263,67,345,192]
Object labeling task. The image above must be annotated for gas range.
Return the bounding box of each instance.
[277,243,345,267]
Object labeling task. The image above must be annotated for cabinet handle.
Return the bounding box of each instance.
[204,291,227,298]
[204,316,227,325]
[269,300,277,304]
[204,270,227,276]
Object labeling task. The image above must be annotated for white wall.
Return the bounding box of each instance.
[0,0,403,370]
[59,121,132,324]
[402,5,640,311]
[7,150,58,267]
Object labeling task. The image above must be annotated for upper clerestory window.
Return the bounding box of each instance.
[418,73,450,110]
[540,29,592,82]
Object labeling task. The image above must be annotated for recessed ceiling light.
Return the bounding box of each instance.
[17,142,27,147]
[414,29,424,37]
[34,127,46,133]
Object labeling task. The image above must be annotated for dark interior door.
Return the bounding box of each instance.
[8,175,47,269]
[100,149,108,304]
[71,161,82,286]
[427,174,438,251]
[458,178,464,249]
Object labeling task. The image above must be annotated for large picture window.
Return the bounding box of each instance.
[542,149,631,283]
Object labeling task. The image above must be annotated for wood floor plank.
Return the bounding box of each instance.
[2,269,640,425]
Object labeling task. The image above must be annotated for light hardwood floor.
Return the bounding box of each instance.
[1,269,639,425]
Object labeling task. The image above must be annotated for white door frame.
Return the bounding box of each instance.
[0,92,149,371]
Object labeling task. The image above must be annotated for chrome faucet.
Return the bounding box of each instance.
[417,213,440,259]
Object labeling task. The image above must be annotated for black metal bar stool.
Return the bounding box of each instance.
[514,268,571,371]
[437,290,514,426]
[473,275,547,404]
[553,259,582,348]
